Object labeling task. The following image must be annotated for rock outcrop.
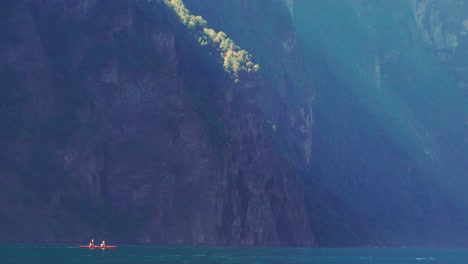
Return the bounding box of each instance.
[0,0,314,246]
[413,0,468,93]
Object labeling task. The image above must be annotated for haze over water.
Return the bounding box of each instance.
[1,244,467,263]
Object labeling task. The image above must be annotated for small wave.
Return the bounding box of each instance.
[415,257,435,260]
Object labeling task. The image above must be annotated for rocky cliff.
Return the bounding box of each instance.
[1,0,468,247]
[0,0,313,245]
[413,0,468,94]
[294,0,468,246]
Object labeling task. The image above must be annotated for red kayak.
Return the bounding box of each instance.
[79,245,118,249]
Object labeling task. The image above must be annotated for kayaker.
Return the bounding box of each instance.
[89,239,94,247]
[100,241,106,247]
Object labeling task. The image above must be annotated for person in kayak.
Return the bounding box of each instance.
[89,239,94,247]
[100,241,106,248]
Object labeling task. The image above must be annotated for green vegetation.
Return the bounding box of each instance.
[165,0,259,81]
[164,0,207,28]
[183,0,311,111]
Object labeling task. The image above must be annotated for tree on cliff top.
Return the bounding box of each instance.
[165,0,260,81]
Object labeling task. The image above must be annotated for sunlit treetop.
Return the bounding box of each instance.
[164,0,260,81]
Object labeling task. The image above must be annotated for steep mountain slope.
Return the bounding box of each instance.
[1,0,467,247]
[0,0,313,245]
[294,0,468,246]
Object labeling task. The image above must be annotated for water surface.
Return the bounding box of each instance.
[1,244,467,263]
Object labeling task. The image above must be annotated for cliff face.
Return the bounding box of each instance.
[413,0,468,93]
[2,0,468,247]
[0,0,314,246]
[294,0,468,246]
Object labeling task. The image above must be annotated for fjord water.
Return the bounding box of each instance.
[1,245,467,264]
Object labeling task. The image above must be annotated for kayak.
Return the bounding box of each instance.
[79,245,118,249]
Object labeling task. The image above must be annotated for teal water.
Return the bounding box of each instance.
[1,244,467,263]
